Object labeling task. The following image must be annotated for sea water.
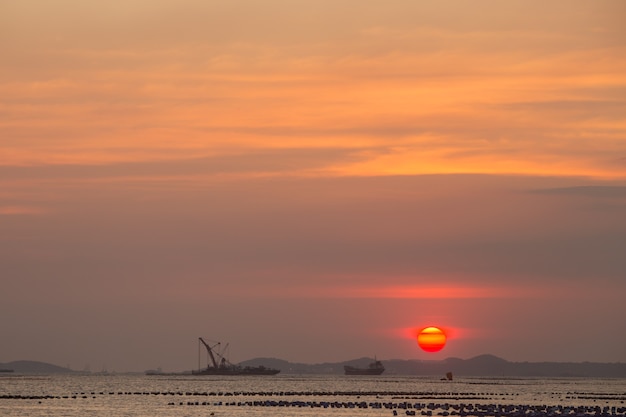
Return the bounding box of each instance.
[1,374,624,416]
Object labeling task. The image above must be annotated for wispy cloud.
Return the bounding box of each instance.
[210,282,540,300]
[0,205,45,215]
[531,185,626,198]
[2,3,625,180]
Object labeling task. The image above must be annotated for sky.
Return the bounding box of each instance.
[1,1,625,373]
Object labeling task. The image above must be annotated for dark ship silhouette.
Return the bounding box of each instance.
[192,338,280,376]
[344,358,385,375]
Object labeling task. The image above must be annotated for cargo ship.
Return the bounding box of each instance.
[192,338,280,376]
[344,359,385,375]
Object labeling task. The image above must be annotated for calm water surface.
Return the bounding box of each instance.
[1,374,624,416]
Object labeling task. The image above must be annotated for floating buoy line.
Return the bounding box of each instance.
[2,389,625,416]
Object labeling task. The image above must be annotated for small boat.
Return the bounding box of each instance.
[192,338,280,376]
[344,359,385,375]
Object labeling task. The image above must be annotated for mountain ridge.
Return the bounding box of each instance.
[240,354,626,378]
[2,355,625,377]
[0,360,76,374]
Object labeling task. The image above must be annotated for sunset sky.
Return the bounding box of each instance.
[2,1,625,372]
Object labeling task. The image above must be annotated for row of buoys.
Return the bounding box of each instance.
[577,396,626,401]
[2,392,624,416]
[67,390,527,397]
[168,400,373,408]
[167,399,626,416]
[0,390,521,398]
[1,395,96,400]
[3,389,624,402]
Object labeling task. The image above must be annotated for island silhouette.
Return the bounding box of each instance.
[2,355,625,377]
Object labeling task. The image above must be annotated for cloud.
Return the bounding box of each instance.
[0,205,45,215]
[3,3,625,176]
[265,283,536,300]
[531,185,626,198]
[0,147,370,181]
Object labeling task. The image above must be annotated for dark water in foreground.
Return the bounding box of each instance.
[1,374,624,416]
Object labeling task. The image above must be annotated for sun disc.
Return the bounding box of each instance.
[417,326,447,352]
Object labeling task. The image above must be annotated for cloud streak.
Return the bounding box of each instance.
[0,205,45,215]
[254,283,537,300]
[2,2,625,179]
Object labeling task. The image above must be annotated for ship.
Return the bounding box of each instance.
[191,338,280,376]
[344,358,385,375]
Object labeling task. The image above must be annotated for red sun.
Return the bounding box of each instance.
[417,326,447,352]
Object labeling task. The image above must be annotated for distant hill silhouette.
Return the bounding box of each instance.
[4,356,624,377]
[0,360,75,374]
[241,354,626,378]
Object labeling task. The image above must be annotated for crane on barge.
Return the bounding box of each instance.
[192,337,280,376]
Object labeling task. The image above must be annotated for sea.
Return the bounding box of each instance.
[1,373,624,416]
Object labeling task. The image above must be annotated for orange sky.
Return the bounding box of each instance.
[3,1,626,177]
[1,1,625,371]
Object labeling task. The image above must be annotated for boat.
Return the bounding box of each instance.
[192,338,280,376]
[344,358,385,375]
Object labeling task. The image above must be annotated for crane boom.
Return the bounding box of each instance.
[192,337,280,375]
[198,337,219,368]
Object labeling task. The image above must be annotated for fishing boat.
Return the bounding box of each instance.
[344,359,385,375]
[192,338,280,376]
